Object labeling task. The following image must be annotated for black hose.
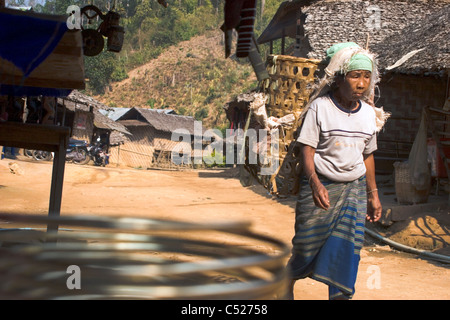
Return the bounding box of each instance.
[364,227,450,264]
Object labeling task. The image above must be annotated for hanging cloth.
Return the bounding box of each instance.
[408,109,431,190]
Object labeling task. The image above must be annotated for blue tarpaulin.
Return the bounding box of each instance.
[0,11,67,77]
[0,9,72,96]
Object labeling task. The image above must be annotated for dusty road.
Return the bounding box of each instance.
[0,158,449,300]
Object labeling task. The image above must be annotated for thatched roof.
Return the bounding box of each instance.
[59,90,110,112]
[257,0,314,44]
[371,5,449,75]
[258,0,449,68]
[57,90,131,144]
[117,107,203,137]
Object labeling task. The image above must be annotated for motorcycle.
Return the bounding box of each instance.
[88,138,109,167]
[33,150,53,161]
[66,138,91,165]
[24,149,53,161]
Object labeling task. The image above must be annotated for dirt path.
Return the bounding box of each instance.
[0,158,449,300]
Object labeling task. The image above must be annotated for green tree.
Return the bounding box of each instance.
[33,0,280,97]
[84,51,117,94]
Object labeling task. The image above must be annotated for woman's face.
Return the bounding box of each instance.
[336,70,372,101]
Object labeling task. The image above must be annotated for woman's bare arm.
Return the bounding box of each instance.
[364,153,382,222]
[301,144,330,210]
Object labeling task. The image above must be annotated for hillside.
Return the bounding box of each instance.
[94,29,258,129]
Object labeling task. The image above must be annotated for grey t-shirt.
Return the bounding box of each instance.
[297,94,377,182]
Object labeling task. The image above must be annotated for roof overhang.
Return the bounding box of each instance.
[257,0,312,44]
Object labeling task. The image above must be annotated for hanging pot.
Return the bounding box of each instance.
[81,29,104,56]
[80,5,124,55]
[100,11,120,37]
[106,25,124,53]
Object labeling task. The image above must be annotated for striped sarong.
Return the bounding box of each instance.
[288,174,367,299]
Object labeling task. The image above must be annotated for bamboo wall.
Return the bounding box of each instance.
[376,74,447,159]
[109,126,193,169]
[71,110,94,142]
[110,126,155,168]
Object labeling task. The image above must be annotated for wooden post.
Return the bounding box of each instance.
[117,144,121,167]
[62,100,66,126]
[294,8,302,57]
[47,133,67,234]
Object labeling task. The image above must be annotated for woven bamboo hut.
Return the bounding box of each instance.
[57,90,130,150]
[237,0,450,196]
[258,0,449,59]
[258,0,449,155]
[371,5,450,175]
[111,107,202,169]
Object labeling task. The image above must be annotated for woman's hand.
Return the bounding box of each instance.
[366,191,382,222]
[309,174,330,210]
[301,144,330,210]
[364,153,382,222]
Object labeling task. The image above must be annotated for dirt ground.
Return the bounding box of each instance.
[0,157,449,300]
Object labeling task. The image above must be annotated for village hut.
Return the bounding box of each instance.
[371,5,450,177]
[227,0,449,196]
[256,0,449,171]
[258,0,449,58]
[57,90,130,151]
[110,107,203,169]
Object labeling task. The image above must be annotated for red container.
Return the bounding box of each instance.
[427,138,450,178]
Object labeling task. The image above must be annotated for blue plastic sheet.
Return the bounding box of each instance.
[0,11,67,77]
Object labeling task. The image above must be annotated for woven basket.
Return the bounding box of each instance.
[258,55,321,196]
[264,55,321,119]
[394,161,430,204]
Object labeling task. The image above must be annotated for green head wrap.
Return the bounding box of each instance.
[326,42,373,73]
[300,43,389,132]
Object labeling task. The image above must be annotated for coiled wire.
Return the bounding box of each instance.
[0,213,289,300]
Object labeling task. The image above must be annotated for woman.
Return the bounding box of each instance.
[287,42,384,300]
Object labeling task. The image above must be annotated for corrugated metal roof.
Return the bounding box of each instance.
[99,108,131,121]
